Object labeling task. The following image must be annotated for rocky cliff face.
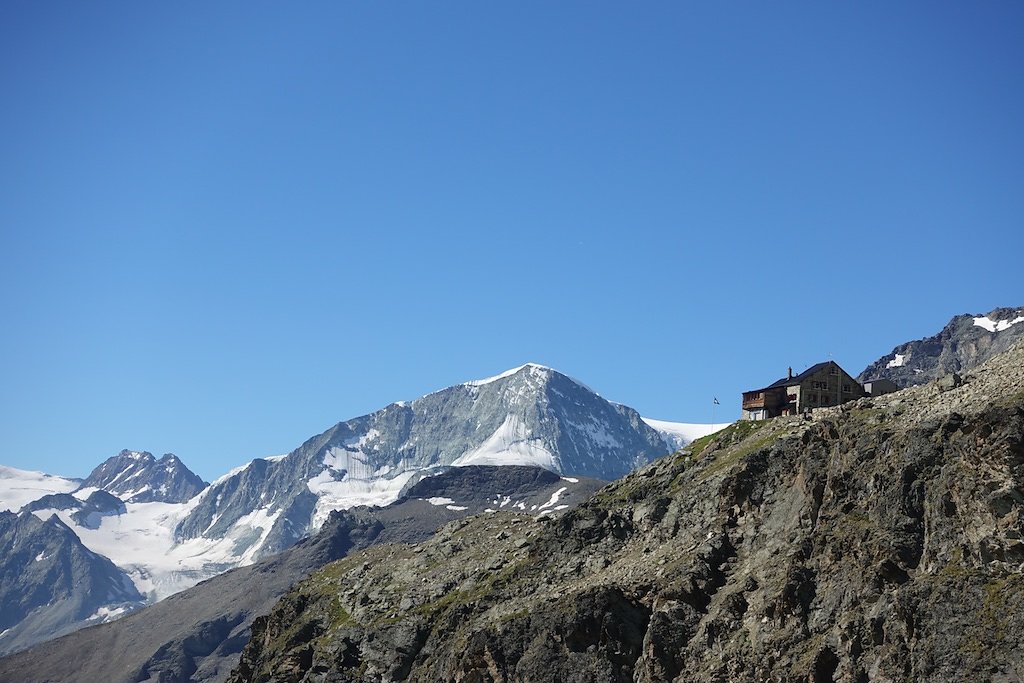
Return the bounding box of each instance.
[0,511,144,657]
[78,450,208,503]
[228,344,1024,683]
[858,306,1024,388]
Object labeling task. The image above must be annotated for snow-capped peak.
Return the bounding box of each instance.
[463,363,553,387]
[461,363,599,395]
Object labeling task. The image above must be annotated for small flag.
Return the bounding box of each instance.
[713,397,719,405]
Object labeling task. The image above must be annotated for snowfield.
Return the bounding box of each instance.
[641,418,729,451]
[0,465,80,512]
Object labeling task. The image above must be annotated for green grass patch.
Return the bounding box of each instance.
[695,422,778,481]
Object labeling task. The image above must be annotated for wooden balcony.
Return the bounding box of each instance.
[742,388,784,411]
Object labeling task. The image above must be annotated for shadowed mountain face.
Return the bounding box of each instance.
[858,306,1024,387]
[0,511,144,657]
[0,466,603,683]
[225,345,1024,683]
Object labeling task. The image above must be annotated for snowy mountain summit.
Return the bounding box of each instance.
[174,363,683,561]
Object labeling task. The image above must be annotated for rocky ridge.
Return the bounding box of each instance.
[229,344,1024,682]
[858,305,1024,388]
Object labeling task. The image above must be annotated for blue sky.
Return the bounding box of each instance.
[2,2,1021,481]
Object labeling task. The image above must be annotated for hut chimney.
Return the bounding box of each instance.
[787,366,793,380]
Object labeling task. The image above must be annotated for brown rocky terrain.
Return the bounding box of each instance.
[228,344,1024,682]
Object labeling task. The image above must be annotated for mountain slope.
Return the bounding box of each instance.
[174,364,674,563]
[227,344,1024,683]
[0,511,145,657]
[858,305,1024,387]
[0,466,602,683]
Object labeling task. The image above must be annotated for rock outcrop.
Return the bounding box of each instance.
[859,306,1024,388]
[228,344,1024,683]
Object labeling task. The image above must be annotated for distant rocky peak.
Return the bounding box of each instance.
[859,305,1024,388]
[78,449,207,504]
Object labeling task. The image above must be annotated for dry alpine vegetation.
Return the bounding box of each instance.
[227,345,1024,683]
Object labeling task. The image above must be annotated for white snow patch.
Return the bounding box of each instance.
[538,486,568,511]
[345,429,381,449]
[120,485,151,500]
[886,354,906,368]
[307,467,422,529]
[974,315,1024,333]
[445,505,468,511]
[262,454,288,462]
[641,419,729,452]
[452,415,556,470]
[0,465,80,512]
[426,497,455,506]
[89,605,131,622]
[560,477,579,483]
[73,487,99,501]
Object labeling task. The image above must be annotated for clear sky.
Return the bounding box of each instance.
[2,2,1021,481]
